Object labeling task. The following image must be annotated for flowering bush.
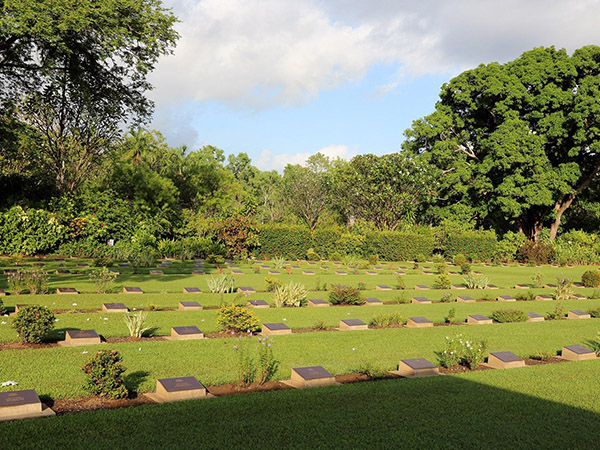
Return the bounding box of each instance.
[12,305,55,343]
[435,334,488,369]
[582,270,600,288]
[89,266,118,293]
[82,350,128,399]
[7,270,49,294]
[233,332,279,386]
[545,302,565,320]
[554,277,573,301]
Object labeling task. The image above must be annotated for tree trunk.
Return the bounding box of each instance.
[549,196,575,241]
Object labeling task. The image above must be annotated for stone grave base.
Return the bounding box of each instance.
[145,378,213,403]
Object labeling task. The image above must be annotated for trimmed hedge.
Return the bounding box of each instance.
[365,231,434,261]
[445,230,498,261]
[257,225,312,259]
[312,227,343,258]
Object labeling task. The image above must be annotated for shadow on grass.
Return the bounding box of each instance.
[1,367,599,448]
[124,371,150,393]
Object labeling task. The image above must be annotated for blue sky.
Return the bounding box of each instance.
[148,0,600,171]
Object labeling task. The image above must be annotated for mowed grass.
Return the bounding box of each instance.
[1,298,600,342]
[1,318,599,399]
[0,360,599,449]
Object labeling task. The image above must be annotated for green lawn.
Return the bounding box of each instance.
[0,360,599,449]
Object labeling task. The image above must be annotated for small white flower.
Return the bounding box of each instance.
[82,351,88,354]
[1,321,5,325]
[1,381,18,387]
[282,318,287,321]
[86,318,90,321]
[133,308,137,311]
[54,319,59,322]
[352,348,356,351]
[138,347,142,351]
[72,303,77,306]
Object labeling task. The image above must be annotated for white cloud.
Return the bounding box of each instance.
[151,0,600,110]
[255,144,356,172]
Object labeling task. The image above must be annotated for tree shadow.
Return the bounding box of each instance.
[124,370,150,394]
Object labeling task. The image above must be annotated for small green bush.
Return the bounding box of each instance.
[369,313,406,328]
[93,258,114,267]
[329,251,343,262]
[489,309,529,323]
[264,276,283,292]
[216,304,260,332]
[368,254,379,265]
[12,305,55,343]
[587,308,600,318]
[435,262,447,274]
[0,298,5,316]
[396,276,406,290]
[582,270,600,288]
[206,254,225,264]
[433,274,451,290]
[453,253,467,266]
[123,311,153,338]
[435,334,488,369]
[415,253,427,262]
[329,285,363,305]
[90,266,118,293]
[460,262,472,274]
[273,281,307,307]
[515,291,536,301]
[530,350,555,361]
[82,350,128,399]
[585,332,600,355]
[306,248,320,261]
[445,307,456,323]
[516,241,555,264]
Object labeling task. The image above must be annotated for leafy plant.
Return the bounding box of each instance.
[273,281,307,307]
[532,272,544,289]
[435,262,447,274]
[7,271,26,294]
[489,309,529,323]
[545,302,565,320]
[216,303,260,332]
[585,332,600,356]
[82,350,128,399]
[368,254,379,265]
[445,307,456,323]
[352,361,386,379]
[357,282,366,291]
[396,276,406,290]
[582,270,600,288]
[328,285,363,305]
[257,336,279,385]
[433,274,451,289]
[453,253,467,266]
[312,319,328,330]
[460,262,472,274]
[587,308,600,318]
[463,272,489,289]
[530,350,555,361]
[123,311,152,338]
[369,313,406,328]
[440,292,453,303]
[12,305,55,343]
[233,333,279,386]
[0,298,5,316]
[207,275,235,294]
[306,248,320,261]
[515,290,536,301]
[435,334,488,369]
[264,276,283,292]
[516,240,556,264]
[90,266,118,293]
[272,256,286,269]
[554,277,573,301]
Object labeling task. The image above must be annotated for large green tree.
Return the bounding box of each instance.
[403,46,600,240]
[0,0,179,194]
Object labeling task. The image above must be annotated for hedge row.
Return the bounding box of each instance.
[443,230,498,261]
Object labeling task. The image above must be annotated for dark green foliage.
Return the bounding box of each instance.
[490,309,529,323]
[82,350,128,399]
[365,231,434,261]
[0,207,66,255]
[369,313,406,328]
[258,225,312,259]
[312,227,342,258]
[306,248,320,261]
[581,270,600,288]
[433,274,451,289]
[328,285,363,305]
[461,262,472,274]
[12,305,55,343]
[0,298,5,316]
[587,308,600,318]
[216,216,259,258]
[445,230,498,261]
[453,253,467,265]
[516,241,556,264]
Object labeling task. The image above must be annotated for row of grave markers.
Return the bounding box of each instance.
[2,343,596,422]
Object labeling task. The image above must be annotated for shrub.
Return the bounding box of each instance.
[351,361,386,379]
[216,216,260,259]
[495,231,527,261]
[435,262,447,274]
[90,267,118,293]
[312,320,328,330]
[554,277,573,301]
[206,254,225,264]
[272,256,286,269]
[336,233,366,257]
[415,253,427,262]
[463,273,489,289]
[530,350,555,361]
[329,285,363,305]
[306,248,320,261]
[7,271,25,294]
[207,275,235,294]
[273,282,307,307]
[93,258,114,267]
[123,311,153,338]
[312,227,342,258]
[592,289,600,299]
[12,305,55,343]
[453,253,467,266]
[0,299,5,316]
[582,270,600,288]
[516,241,555,264]
[445,307,456,323]
[435,334,488,369]
[217,304,260,332]
[585,332,600,356]
[432,254,445,264]
[365,231,434,261]
[258,225,312,259]
[396,276,406,290]
[489,309,529,323]
[357,282,366,291]
[0,206,67,255]
[440,292,453,303]
[368,254,379,265]
[233,333,279,386]
[460,262,472,274]
[433,274,451,290]
[329,251,343,262]
[445,230,497,261]
[264,276,283,292]
[587,308,600,318]
[82,350,128,399]
[369,313,406,328]
[515,290,536,301]
[545,302,565,320]
[532,272,543,288]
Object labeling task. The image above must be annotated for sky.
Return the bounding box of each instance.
[147,0,600,171]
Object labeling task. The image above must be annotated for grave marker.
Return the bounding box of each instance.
[56,287,78,295]
[486,284,499,289]
[415,285,430,290]
[59,329,101,347]
[169,326,204,340]
[146,377,210,403]
[237,287,256,294]
[123,286,143,294]
[514,284,529,289]
[535,295,553,301]
[178,301,203,311]
[497,295,516,302]
[451,284,466,290]
[561,345,596,361]
[467,314,493,325]
[247,300,269,308]
[283,366,337,388]
[55,269,71,275]
[567,310,591,319]
[102,303,128,313]
[457,296,475,303]
[0,390,55,422]
[390,358,439,378]
[303,271,315,275]
[376,285,392,291]
[308,298,329,307]
[406,317,433,328]
[0,289,4,296]
[570,294,587,300]
[411,296,431,304]
[339,319,368,330]
[268,270,281,275]
[118,263,130,268]
[526,312,544,322]
[335,271,347,275]
[231,270,244,274]
[192,270,205,275]
[261,322,292,335]
[395,271,406,276]
[150,270,164,275]
[487,351,526,369]
[366,271,377,276]
[364,297,383,306]
[77,263,89,267]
